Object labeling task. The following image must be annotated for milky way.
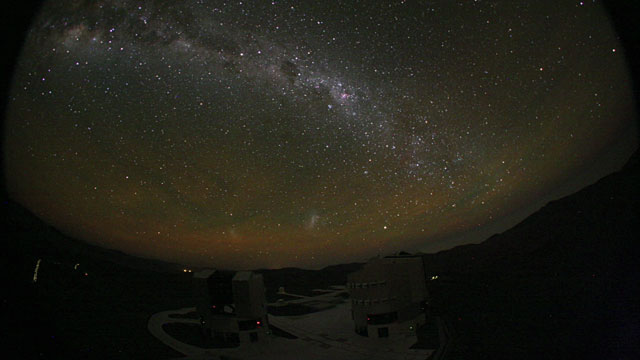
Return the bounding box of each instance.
[5,0,636,269]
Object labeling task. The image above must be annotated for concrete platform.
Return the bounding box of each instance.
[149,289,434,360]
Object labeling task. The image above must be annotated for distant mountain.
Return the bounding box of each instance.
[256,262,362,300]
[2,198,196,360]
[423,150,639,359]
[423,150,639,275]
[2,198,184,274]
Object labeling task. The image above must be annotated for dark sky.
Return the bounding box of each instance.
[4,0,637,269]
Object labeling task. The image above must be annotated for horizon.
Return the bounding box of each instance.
[6,145,637,271]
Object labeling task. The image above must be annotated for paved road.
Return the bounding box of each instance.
[147,307,217,358]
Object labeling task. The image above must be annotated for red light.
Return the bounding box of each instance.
[256,321,261,325]
[212,305,216,309]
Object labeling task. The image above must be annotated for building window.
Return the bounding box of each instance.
[356,326,368,337]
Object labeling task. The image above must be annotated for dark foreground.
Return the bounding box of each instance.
[3,151,638,360]
[424,152,640,359]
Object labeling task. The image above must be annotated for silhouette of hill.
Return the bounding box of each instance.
[423,150,639,359]
[3,198,186,274]
[2,199,194,359]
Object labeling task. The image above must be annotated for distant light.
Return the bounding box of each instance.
[32,259,42,283]
[84,272,88,276]
[74,263,80,270]
[612,48,616,53]
[256,320,261,326]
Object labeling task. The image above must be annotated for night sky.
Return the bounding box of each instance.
[4,0,637,269]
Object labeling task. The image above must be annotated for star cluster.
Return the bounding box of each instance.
[5,0,636,269]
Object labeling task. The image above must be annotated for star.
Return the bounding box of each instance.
[4,0,636,269]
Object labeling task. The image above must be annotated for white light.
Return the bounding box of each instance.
[32,259,42,283]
